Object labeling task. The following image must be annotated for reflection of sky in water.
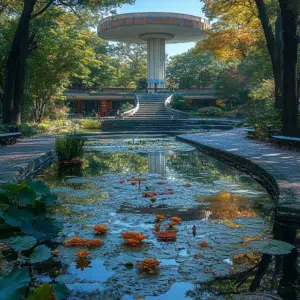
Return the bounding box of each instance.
[35,136,296,299]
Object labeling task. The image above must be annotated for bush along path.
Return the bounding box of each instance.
[177,128,300,224]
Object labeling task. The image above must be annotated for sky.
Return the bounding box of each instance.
[115,0,206,57]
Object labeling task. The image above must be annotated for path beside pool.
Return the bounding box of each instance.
[178,128,300,224]
[0,135,55,184]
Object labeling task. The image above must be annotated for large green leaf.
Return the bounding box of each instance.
[26,180,50,196]
[53,283,69,300]
[28,283,53,300]
[9,236,37,251]
[29,245,52,263]
[2,207,22,227]
[247,239,294,255]
[41,193,57,205]
[19,187,36,205]
[0,267,30,300]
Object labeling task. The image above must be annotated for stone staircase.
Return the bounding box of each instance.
[125,94,184,120]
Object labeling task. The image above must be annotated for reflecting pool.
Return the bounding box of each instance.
[33,135,299,299]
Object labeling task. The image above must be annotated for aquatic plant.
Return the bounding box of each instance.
[55,132,86,162]
[64,236,103,248]
[154,224,161,232]
[121,232,148,241]
[184,183,192,187]
[198,241,213,249]
[156,231,177,241]
[131,181,137,185]
[150,196,157,202]
[136,258,161,272]
[76,249,91,258]
[52,249,59,256]
[171,217,182,223]
[75,257,92,271]
[120,179,125,184]
[155,214,166,222]
[156,182,166,185]
[123,239,143,247]
[94,224,108,235]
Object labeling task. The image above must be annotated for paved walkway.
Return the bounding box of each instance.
[0,135,55,184]
[178,129,300,223]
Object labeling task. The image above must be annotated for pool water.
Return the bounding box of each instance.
[33,135,299,299]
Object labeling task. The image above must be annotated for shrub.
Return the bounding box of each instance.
[55,132,86,161]
[0,124,10,133]
[79,119,101,129]
[17,123,39,136]
[120,102,134,113]
[198,106,223,117]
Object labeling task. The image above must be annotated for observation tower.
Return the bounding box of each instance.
[98,12,209,91]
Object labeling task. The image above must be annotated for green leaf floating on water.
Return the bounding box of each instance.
[42,193,57,205]
[9,236,37,251]
[28,283,53,300]
[29,245,52,263]
[0,267,30,300]
[19,186,36,205]
[53,283,70,300]
[247,239,294,255]
[26,180,50,196]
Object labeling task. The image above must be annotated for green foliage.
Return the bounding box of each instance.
[167,50,225,89]
[29,245,52,264]
[55,132,86,161]
[17,123,39,136]
[0,180,60,241]
[120,102,134,113]
[79,119,101,130]
[0,267,30,300]
[170,99,190,111]
[9,236,37,251]
[198,107,223,117]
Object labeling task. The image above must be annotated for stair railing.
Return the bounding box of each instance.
[165,94,189,119]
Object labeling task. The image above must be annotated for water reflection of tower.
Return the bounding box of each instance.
[148,152,166,176]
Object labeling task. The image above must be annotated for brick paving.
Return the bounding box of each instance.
[178,128,300,223]
[0,135,55,184]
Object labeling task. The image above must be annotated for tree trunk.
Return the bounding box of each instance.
[2,0,37,125]
[279,0,299,136]
[254,0,283,109]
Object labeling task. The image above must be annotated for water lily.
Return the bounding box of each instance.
[64,236,103,248]
[136,258,161,272]
[156,182,166,185]
[75,257,92,271]
[94,224,108,235]
[198,241,213,249]
[51,249,59,256]
[131,181,137,185]
[76,249,91,258]
[123,239,143,247]
[156,231,176,241]
[121,232,148,241]
[171,217,182,224]
[155,214,166,222]
[119,179,125,184]
[154,224,161,232]
[184,183,192,187]
[150,196,157,202]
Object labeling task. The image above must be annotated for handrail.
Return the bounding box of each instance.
[164,94,189,119]
[123,94,140,116]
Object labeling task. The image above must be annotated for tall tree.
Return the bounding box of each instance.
[278,0,300,136]
[2,0,134,125]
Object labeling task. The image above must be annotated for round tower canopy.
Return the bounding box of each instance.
[97,12,209,44]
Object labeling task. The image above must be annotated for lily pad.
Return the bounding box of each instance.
[53,283,69,300]
[0,267,30,300]
[247,239,294,255]
[9,236,37,251]
[29,245,52,263]
[19,187,36,205]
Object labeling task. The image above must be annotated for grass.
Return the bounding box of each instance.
[55,132,87,162]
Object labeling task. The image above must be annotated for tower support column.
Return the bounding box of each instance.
[147,38,166,90]
[140,33,174,92]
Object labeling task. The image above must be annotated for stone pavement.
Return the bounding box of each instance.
[178,129,300,223]
[0,135,55,184]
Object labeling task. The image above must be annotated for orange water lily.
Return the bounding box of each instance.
[184,183,192,187]
[76,249,91,258]
[121,232,148,241]
[171,217,182,223]
[156,231,176,241]
[64,236,103,248]
[198,241,213,249]
[94,224,108,235]
[131,181,137,185]
[120,179,125,184]
[136,258,161,271]
[123,239,143,247]
[156,182,166,185]
[155,214,166,222]
[75,257,91,271]
[135,178,147,182]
